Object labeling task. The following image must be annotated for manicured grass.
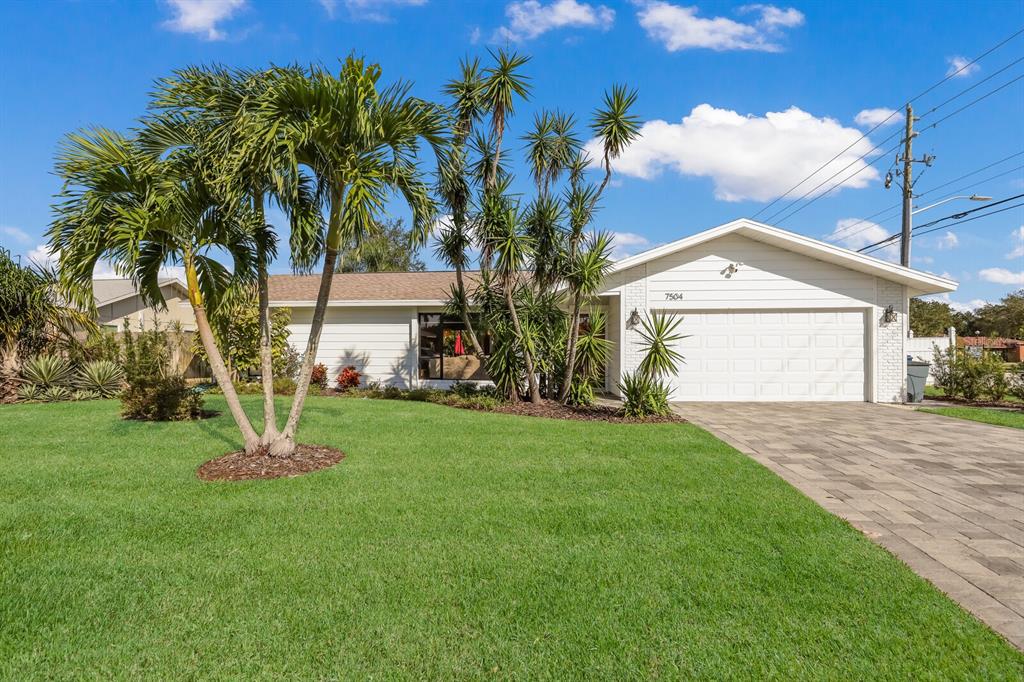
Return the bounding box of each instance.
[924,385,1023,403]
[1,397,1020,679]
[920,405,1024,430]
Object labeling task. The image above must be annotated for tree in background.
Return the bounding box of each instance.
[337,219,426,273]
[909,297,960,337]
[962,290,1024,338]
[192,286,292,381]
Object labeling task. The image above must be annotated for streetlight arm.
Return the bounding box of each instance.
[911,194,991,215]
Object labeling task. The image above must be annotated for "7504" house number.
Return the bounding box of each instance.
[664,293,685,301]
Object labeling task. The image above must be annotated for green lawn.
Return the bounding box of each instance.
[919,405,1024,430]
[1,397,1020,679]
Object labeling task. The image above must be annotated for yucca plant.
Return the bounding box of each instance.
[618,372,671,419]
[76,360,125,398]
[636,312,688,379]
[40,385,73,403]
[16,383,41,403]
[73,389,102,401]
[22,354,75,388]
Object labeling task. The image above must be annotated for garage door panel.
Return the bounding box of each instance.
[669,309,866,402]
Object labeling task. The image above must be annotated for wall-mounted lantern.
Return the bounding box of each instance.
[882,305,898,324]
[626,308,641,329]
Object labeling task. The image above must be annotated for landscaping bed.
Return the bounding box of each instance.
[196,443,345,481]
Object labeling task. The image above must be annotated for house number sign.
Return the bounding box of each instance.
[664,293,685,301]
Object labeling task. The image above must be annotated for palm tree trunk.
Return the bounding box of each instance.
[504,281,542,404]
[454,262,484,358]
[558,291,584,402]
[257,256,278,443]
[185,259,261,454]
[269,190,344,457]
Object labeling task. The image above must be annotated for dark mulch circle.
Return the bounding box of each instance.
[196,444,345,482]
[490,399,684,424]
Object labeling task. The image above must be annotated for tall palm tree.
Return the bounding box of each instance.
[559,86,640,402]
[48,127,265,452]
[251,57,446,456]
[147,65,323,447]
[481,50,530,192]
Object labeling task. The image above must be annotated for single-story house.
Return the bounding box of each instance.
[269,219,957,403]
[958,336,1024,363]
[94,277,197,333]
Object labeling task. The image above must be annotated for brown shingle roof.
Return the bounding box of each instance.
[268,271,480,303]
[958,336,1022,349]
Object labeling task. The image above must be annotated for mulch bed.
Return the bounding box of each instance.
[488,399,684,424]
[196,444,345,482]
[924,396,1024,410]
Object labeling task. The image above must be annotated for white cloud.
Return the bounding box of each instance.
[25,243,185,281]
[162,0,246,40]
[1008,225,1024,259]
[607,231,652,259]
[322,0,427,21]
[936,230,958,250]
[469,26,482,44]
[584,104,879,202]
[925,292,988,313]
[1,225,30,243]
[946,55,979,78]
[854,107,899,127]
[979,267,1024,285]
[496,0,614,41]
[636,1,803,52]
[914,255,934,265]
[826,218,897,261]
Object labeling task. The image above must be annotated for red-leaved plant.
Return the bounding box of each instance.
[310,363,328,389]
[335,365,361,391]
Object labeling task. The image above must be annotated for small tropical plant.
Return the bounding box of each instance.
[73,389,102,401]
[121,376,203,421]
[310,364,328,390]
[16,383,41,403]
[76,360,125,398]
[40,385,73,403]
[22,354,75,388]
[619,312,686,418]
[335,366,361,391]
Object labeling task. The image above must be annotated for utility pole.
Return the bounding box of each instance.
[899,104,916,267]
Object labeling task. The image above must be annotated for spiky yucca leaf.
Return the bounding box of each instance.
[76,360,126,398]
[22,355,75,388]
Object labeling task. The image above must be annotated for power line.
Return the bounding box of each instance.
[862,201,1024,255]
[773,72,1024,227]
[857,193,1024,253]
[750,27,1024,220]
[824,156,1024,245]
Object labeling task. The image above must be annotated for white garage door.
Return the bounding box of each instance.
[668,310,866,402]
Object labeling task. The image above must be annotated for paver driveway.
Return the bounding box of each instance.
[673,402,1024,650]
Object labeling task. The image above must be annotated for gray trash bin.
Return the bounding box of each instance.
[907,360,930,403]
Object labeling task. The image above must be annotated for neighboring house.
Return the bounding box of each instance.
[958,336,1024,362]
[93,278,197,332]
[93,278,203,377]
[269,219,956,403]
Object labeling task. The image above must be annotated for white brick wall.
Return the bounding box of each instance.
[875,279,907,403]
[622,265,647,377]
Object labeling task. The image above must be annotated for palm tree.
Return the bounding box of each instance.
[558,86,640,402]
[251,57,446,456]
[48,127,265,452]
[481,49,530,191]
[147,65,323,447]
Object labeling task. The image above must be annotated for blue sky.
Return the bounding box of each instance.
[1,0,1022,309]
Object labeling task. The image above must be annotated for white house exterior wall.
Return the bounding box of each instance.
[286,306,417,387]
[609,234,908,402]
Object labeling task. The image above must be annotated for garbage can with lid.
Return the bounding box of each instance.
[907,360,930,403]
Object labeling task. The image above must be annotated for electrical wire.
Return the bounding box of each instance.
[861,201,1024,255]
[749,27,1024,220]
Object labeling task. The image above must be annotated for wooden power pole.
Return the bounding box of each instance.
[899,104,916,267]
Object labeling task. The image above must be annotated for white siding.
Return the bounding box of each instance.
[287,307,415,388]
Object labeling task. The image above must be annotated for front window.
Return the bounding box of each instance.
[418,314,491,380]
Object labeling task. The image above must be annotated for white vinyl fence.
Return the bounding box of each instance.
[906,328,956,385]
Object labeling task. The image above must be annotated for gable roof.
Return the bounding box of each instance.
[269,271,480,306]
[93,278,188,306]
[606,218,957,297]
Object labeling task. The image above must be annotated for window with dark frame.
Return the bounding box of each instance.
[418,314,492,380]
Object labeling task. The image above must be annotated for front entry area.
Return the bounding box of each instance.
[668,310,867,401]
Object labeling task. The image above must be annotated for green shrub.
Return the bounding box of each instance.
[76,360,125,398]
[450,381,478,398]
[273,377,297,395]
[40,385,73,403]
[1008,371,1024,401]
[618,372,671,419]
[120,376,203,421]
[22,355,75,388]
[932,346,1007,401]
[16,383,41,403]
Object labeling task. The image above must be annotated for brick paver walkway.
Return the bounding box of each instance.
[673,402,1024,649]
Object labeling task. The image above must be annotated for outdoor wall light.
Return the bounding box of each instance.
[882,305,898,324]
[627,308,641,328]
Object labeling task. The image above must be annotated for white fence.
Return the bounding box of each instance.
[906,330,956,385]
